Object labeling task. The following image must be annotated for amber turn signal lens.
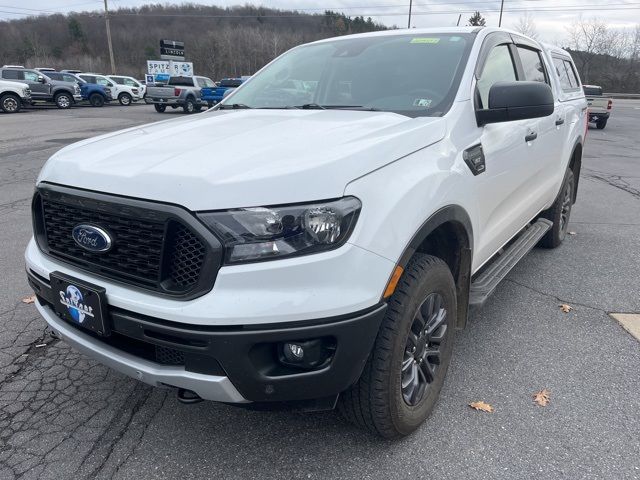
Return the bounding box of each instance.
[383,265,404,299]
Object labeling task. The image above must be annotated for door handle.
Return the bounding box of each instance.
[525,131,538,142]
[555,117,565,126]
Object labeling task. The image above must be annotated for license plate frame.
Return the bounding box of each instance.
[49,272,110,336]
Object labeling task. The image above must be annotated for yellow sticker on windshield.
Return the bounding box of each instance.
[410,37,440,44]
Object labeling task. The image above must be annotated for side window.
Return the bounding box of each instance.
[23,71,40,82]
[113,77,125,84]
[80,75,95,83]
[563,60,580,89]
[124,78,137,87]
[553,57,572,91]
[96,77,110,86]
[2,70,22,80]
[552,57,581,92]
[63,74,77,83]
[516,47,547,84]
[477,44,517,109]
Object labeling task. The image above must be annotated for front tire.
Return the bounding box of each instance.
[183,97,196,114]
[596,118,608,129]
[339,254,456,438]
[89,93,105,107]
[154,104,166,113]
[1,93,21,113]
[118,93,132,106]
[538,169,575,248]
[54,92,72,109]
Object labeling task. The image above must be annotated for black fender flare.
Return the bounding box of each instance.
[395,205,474,329]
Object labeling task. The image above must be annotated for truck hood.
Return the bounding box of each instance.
[38,109,446,210]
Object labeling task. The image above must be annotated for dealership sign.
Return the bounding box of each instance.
[147,60,193,77]
[160,39,185,61]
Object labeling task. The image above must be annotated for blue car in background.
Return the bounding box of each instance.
[201,77,248,107]
[47,71,112,107]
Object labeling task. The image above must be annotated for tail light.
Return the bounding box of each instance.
[607,99,612,110]
[174,88,181,96]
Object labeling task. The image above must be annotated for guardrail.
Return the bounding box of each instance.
[604,92,640,99]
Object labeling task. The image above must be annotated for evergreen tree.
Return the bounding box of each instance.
[467,11,486,26]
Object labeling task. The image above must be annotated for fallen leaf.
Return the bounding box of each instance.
[21,295,36,304]
[533,388,551,407]
[469,401,494,413]
[559,304,573,313]
[567,231,577,235]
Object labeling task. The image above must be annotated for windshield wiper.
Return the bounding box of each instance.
[218,103,252,110]
[292,104,380,111]
[296,103,326,110]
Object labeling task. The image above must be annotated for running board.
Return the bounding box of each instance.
[469,219,552,307]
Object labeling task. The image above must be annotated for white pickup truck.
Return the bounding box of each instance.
[583,84,612,129]
[26,28,587,438]
[0,79,31,113]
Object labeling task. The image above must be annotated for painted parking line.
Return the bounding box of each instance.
[610,313,640,341]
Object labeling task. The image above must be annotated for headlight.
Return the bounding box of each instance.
[23,87,30,95]
[198,197,361,264]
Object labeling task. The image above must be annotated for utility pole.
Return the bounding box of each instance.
[104,0,116,74]
[498,0,505,27]
[407,0,412,29]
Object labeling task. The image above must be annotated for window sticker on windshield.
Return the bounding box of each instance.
[413,98,432,107]
[410,37,440,44]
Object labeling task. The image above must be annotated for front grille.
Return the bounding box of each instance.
[42,198,165,287]
[33,186,221,297]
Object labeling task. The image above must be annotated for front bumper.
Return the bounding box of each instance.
[28,269,386,403]
[73,94,83,102]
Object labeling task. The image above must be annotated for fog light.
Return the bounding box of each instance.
[284,343,305,362]
[279,338,335,370]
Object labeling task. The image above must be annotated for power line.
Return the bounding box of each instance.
[2,1,640,19]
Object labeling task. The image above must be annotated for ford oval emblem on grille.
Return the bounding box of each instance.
[71,224,113,253]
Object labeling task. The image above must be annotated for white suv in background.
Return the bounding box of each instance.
[26,28,587,439]
[78,73,142,105]
[108,74,146,98]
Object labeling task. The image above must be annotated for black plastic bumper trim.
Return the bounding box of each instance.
[28,269,386,402]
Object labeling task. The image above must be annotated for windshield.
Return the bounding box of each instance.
[223,33,473,117]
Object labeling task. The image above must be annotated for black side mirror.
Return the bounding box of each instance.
[476,81,554,126]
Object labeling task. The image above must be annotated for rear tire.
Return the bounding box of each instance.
[1,93,21,113]
[154,104,166,113]
[54,92,72,109]
[538,169,575,248]
[338,254,456,439]
[183,97,196,114]
[596,118,607,129]
[89,93,105,107]
[119,93,132,106]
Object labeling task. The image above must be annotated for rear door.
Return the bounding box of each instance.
[511,39,563,210]
[23,70,50,98]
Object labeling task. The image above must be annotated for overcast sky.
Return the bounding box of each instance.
[1,0,639,45]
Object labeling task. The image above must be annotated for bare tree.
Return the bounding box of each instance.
[514,11,538,40]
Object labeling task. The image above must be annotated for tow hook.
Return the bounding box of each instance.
[177,388,203,404]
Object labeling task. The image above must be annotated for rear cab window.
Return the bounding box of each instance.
[552,56,582,93]
[582,85,602,96]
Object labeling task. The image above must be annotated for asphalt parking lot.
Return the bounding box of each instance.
[1,101,639,480]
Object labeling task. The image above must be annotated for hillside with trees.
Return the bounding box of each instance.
[0,4,387,79]
[1,6,638,92]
